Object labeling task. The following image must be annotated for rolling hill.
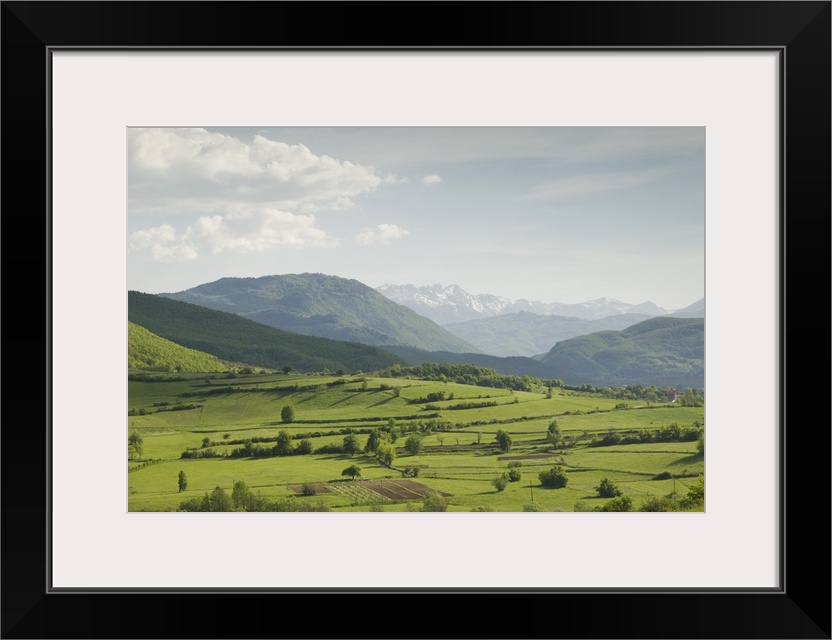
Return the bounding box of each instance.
[539,317,704,388]
[128,321,231,373]
[128,291,405,374]
[160,273,479,353]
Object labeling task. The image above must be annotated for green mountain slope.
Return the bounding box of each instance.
[128,321,230,372]
[159,273,479,353]
[444,310,653,357]
[539,317,704,388]
[128,291,405,373]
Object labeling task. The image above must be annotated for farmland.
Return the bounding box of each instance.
[127,370,704,512]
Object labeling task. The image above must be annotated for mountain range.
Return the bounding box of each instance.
[375,283,679,324]
[129,273,704,387]
[159,274,478,354]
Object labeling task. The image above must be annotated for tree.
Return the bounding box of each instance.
[342,434,360,455]
[404,434,423,455]
[177,470,188,492]
[546,420,562,446]
[696,431,705,455]
[273,430,293,456]
[364,429,390,454]
[208,486,232,512]
[342,464,362,480]
[507,468,522,482]
[281,405,295,423]
[283,365,293,374]
[201,436,211,448]
[422,490,449,512]
[129,431,144,459]
[680,475,705,510]
[232,481,252,509]
[375,441,396,467]
[596,477,622,498]
[539,466,569,488]
[494,429,512,452]
[492,473,509,492]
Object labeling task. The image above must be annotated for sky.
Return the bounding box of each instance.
[127,127,704,311]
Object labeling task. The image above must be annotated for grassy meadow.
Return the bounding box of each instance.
[127,370,704,513]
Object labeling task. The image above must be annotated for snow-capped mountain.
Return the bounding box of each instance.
[375,283,515,324]
[375,283,671,324]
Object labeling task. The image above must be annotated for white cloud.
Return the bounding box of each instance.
[383,174,409,184]
[129,128,383,214]
[354,224,410,246]
[129,207,338,261]
[299,196,356,213]
[421,174,442,186]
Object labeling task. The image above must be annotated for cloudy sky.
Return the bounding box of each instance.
[128,127,704,311]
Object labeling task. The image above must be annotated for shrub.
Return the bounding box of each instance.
[507,468,522,482]
[471,506,495,512]
[652,471,674,480]
[507,460,523,469]
[640,495,679,512]
[523,503,542,512]
[281,405,295,423]
[492,473,509,492]
[422,491,449,512]
[301,483,317,496]
[315,443,345,454]
[539,466,568,488]
[596,477,622,498]
[573,500,596,512]
[600,495,633,512]
[178,497,207,512]
[294,439,313,455]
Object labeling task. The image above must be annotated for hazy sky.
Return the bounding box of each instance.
[128,127,704,311]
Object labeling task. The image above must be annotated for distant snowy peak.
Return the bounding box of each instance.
[376,283,513,324]
[376,283,673,324]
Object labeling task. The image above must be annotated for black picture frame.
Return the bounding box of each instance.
[2,2,829,638]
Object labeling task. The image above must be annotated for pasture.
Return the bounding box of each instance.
[127,371,704,512]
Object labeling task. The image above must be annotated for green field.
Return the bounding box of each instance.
[127,371,704,512]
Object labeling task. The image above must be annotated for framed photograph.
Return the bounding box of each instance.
[3,2,829,638]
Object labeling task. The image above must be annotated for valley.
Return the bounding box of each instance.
[127,342,704,513]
